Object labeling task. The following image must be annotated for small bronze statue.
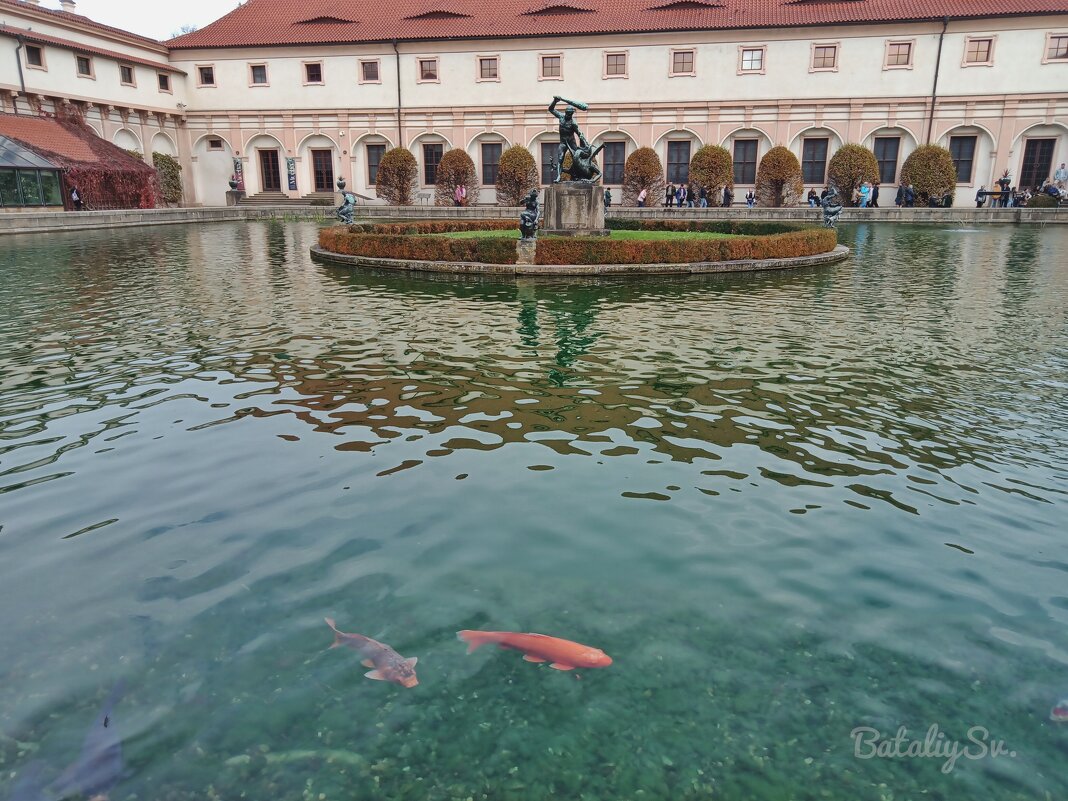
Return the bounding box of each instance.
[519,189,540,240]
[548,95,600,184]
[821,186,843,228]
[336,191,357,225]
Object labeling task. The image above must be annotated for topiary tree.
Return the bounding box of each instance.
[433,149,480,206]
[622,147,666,206]
[495,145,539,206]
[755,146,804,207]
[900,145,957,206]
[827,144,879,206]
[152,152,183,205]
[376,147,418,206]
[689,145,733,206]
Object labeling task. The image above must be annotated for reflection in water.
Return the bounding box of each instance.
[0,222,1067,801]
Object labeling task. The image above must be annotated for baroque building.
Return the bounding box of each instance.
[2,0,1067,208]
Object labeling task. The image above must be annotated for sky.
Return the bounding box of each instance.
[60,0,242,41]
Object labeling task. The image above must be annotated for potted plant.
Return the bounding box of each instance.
[336,176,347,191]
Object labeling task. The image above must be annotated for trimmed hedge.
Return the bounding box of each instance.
[319,220,836,266]
[535,229,836,265]
[607,218,811,236]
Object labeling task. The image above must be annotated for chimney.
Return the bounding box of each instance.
[59,0,76,11]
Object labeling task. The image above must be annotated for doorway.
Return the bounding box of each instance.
[311,150,335,193]
[1020,139,1055,190]
[258,149,281,192]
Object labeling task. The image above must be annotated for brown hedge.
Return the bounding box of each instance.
[319,223,836,266]
[434,149,480,207]
[827,144,879,206]
[689,145,734,206]
[496,145,540,206]
[376,147,418,206]
[622,147,667,206]
[755,146,804,207]
[900,145,958,205]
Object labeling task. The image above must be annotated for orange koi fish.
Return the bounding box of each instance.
[325,618,419,688]
[457,630,612,671]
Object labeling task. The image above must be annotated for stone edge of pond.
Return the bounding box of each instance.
[308,244,850,276]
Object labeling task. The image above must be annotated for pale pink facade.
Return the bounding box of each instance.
[2,0,1067,207]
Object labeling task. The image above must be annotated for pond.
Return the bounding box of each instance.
[1,221,1066,800]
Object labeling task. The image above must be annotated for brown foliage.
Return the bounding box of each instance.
[900,145,958,205]
[496,146,540,206]
[622,147,667,206]
[827,144,880,206]
[433,149,480,206]
[755,146,804,207]
[689,145,733,206]
[376,147,418,206]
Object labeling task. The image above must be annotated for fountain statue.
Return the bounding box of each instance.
[519,189,540,240]
[822,186,843,228]
[336,191,357,225]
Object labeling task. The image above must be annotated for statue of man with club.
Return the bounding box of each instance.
[548,96,599,183]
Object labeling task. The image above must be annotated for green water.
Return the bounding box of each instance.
[1,221,1066,801]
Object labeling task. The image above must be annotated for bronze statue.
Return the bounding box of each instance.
[519,189,540,240]
[336,191,357,225]
[821,186,843,228]
[548,96,600,184]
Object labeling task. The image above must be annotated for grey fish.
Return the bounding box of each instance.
[51,680,125,800]
[324,618,418,688]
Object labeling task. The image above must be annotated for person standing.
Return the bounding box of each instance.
[70,186,83,211]
[637,187,647,208]
[975,186,987,208]
[666,183,675,208]
[904,184,915,207]
[858,182,871,208]
[699,186,708,208]
[676,184,685,208]
[723,186,733,207]
[604,187,612,209]
[1055,163,1068,191]
[894,182,905,206]
[454,184,467,207]
[870,181,880,208]
[745,189,755,208]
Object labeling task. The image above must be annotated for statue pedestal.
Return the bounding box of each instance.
[516,239,537,265]
[542,182,607,236]
[226,189,245,206]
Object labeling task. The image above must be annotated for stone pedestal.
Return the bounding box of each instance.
[542,182,607,236]
[226,189,245,206]
[516,238,537,265]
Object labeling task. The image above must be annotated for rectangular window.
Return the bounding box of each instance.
[541,142,556,185]
[304,62,323,84]
[419,59,438,82]
[801,138,829,184]
[207,138,225,151]
[120,64,135,85]
[157,73,171,92]
[250,64,269,85]
[811,44,838,70]
[605,52,627,77]
[367,144,386,185]
[360,60,380,83]
[603,142,625,184]
[18,170,42,205]
[1046,34,1068,61]
[965,37,994,64]
[198,65,215,86]
[0,170,20,206]
[885,41,913,68]
[873,136,901,185]
[76,55,93,77]
[733,139,758,184]
[25,45,43,68]
[478,57,499,81]
[1020,138,1056,189]
[949,135,977,183]
[739,46,765,73]
[671,49,695,76]
[40,171,62,206]
[481,142,502,185]
[666,141,691,184]
[541,55,562,79]
[423,143,443,185]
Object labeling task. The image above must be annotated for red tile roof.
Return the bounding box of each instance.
[0,112,155,172]
[0,0,166,48]
[167,0,1068,47]
[0,25,185,73]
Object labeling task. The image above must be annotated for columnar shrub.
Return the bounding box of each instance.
[622,147,667,206]
[755,146,804,207]
[433,149,480,206]
[496,146,540,206]
[152,152,183,204]
[827,144,879,206]
[689,145,733,206]
[376,147,418,206]
[900,145,958,205]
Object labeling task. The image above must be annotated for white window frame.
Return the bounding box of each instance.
[738,45,766,75]
[1042,32,1068,64]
